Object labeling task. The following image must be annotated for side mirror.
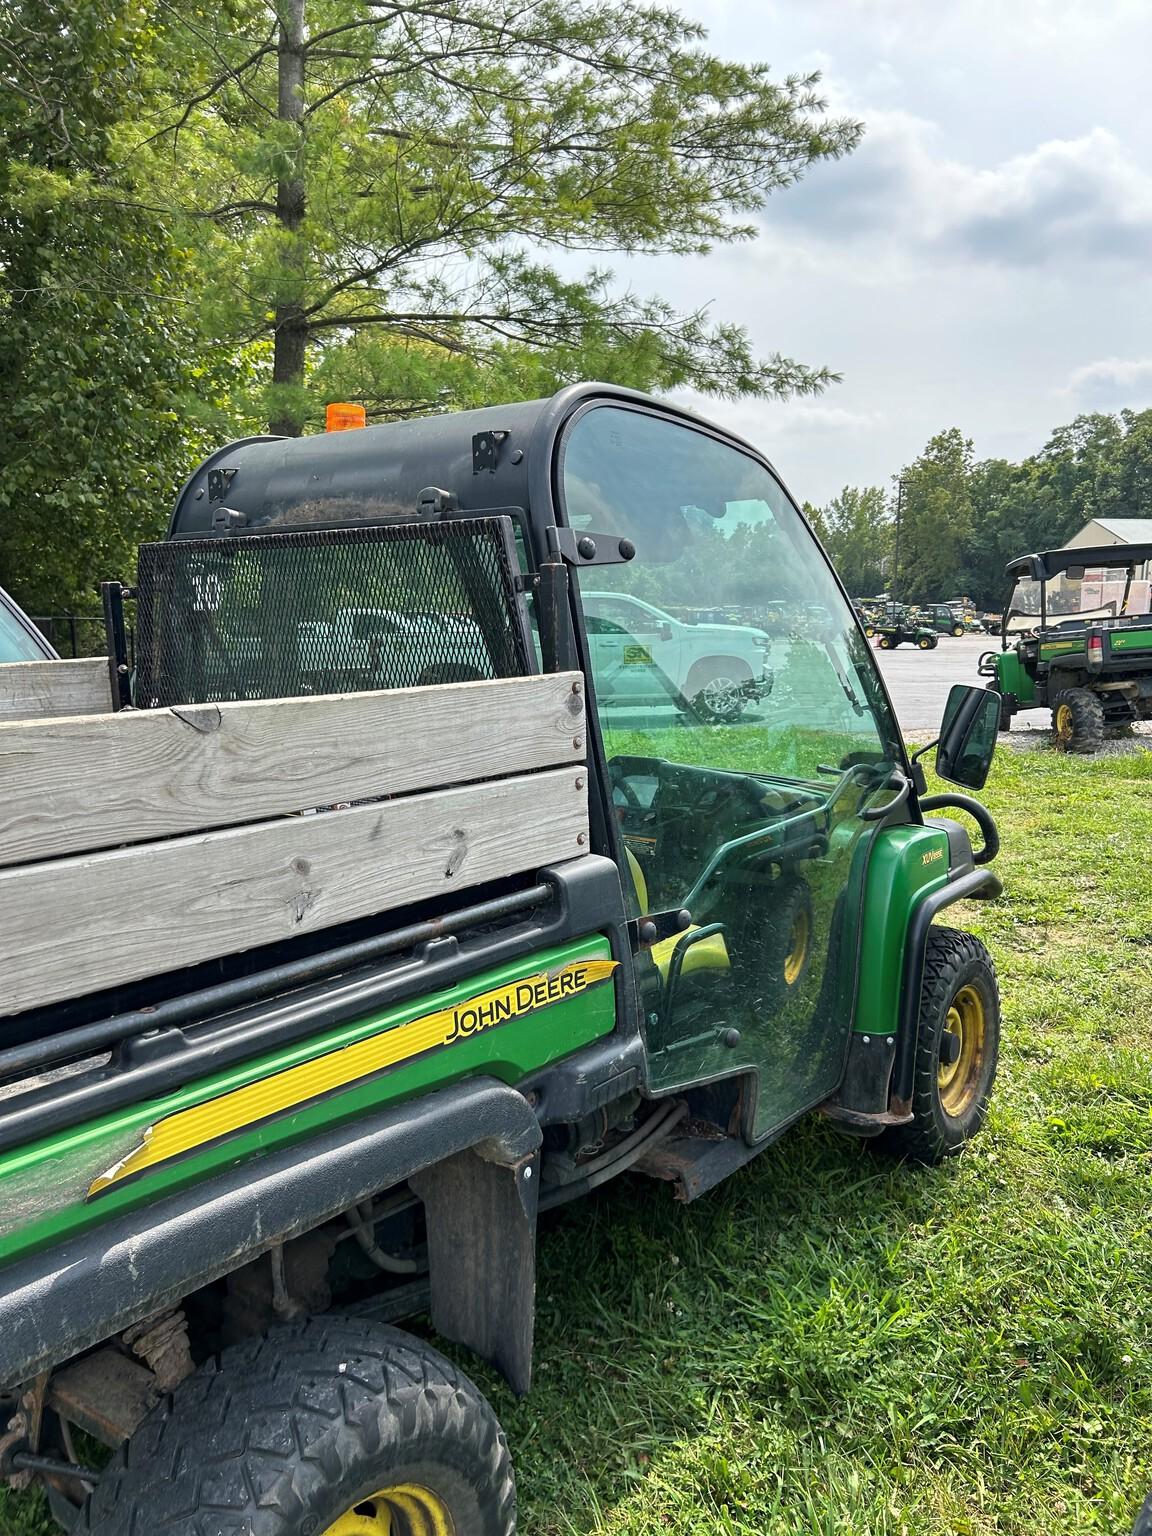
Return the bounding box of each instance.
[934,684,1000,790]
[657,621,674,641]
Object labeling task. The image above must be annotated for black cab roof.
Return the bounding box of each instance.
[168,383,776,540]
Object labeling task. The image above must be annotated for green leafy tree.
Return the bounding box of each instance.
[141,0,862,434]
[1096,408,1152,519]
[895,430,975,605]
[0,0,222,614]
[815,485,891,595]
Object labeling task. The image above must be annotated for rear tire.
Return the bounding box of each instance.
[951,625,965,638]
[1052,687,1104,754]
[883,927,999,1165]
[918,636,933,650]
[79,1317,515,1536]
[877,636,893,649]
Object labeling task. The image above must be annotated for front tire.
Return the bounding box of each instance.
[918,636,933,650]
[1052,687,1104,753]
[951,625,965,638]
[884,927,999,1164]
[80,1317,515,1536]
[686,659,752,722]
[877,636,893,649]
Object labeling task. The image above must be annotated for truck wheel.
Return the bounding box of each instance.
[1052,688,1104,753]
[951,625,965,638]
[686,659,751,722]
[917,636,933,650]
[863,624,875,638]
[79,1317,515,1536]
[885,927,999,1164]
[877,636,893,649]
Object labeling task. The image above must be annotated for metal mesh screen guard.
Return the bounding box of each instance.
[133,519,533,708]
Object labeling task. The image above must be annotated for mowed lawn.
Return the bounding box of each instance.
[3,745,1152,1535]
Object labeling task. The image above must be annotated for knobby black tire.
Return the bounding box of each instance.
[79,1316,515,1536]
[884,926,1000,1165]
[1052,687,1105,754]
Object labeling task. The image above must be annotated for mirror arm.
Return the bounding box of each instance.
[909,737,939,763]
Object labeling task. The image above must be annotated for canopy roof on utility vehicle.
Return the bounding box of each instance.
[1006,544,1152,581]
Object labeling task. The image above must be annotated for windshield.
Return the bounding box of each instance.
[560,405,902,785]
[1009,563,1152,633]
[0,595,49,663]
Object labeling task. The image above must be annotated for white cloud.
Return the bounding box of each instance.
[1065,357,1152,408]
[769,116,1152,270]
[771,403,884,434]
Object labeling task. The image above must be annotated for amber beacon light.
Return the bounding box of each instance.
[325,402,367,432]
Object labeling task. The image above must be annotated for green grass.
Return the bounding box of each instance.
[4,747,1152,1534]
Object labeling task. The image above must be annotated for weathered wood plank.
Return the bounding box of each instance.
[0,672,586,868]
[0,766,588,1017]
[0,658,111,724]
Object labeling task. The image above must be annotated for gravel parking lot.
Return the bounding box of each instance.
[873,632,990,729]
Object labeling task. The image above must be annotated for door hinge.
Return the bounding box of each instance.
[547,527,637,568]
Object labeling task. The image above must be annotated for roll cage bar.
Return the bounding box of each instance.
[1005,544,1152,582]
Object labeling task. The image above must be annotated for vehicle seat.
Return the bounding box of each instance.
[624,847,730,980]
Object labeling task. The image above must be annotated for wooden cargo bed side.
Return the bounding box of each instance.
[0,672,587,868]
[0,767,588,1019]
[0,672,590,1019]
[0,657,112,723]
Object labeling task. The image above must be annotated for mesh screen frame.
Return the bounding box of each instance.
[132,517,534,709]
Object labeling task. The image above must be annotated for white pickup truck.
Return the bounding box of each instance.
[583,591,773,720]
[297,608,490,692]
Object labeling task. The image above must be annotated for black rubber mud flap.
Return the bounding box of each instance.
[411,1143,540,1396]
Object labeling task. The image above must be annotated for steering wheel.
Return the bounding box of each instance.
[608,758,645,810]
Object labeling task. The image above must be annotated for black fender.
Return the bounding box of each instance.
[891,866,1003,1104]
[0,1078,541,1396]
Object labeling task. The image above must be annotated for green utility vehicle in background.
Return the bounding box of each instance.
[917,604,967,638]
[874,615,939,650]
[0,385,1005,1535]
[980,542,1152,752]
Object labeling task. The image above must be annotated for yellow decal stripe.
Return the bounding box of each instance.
[89,958,617,1196]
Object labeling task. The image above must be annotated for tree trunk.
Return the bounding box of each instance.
[270,0,308,437]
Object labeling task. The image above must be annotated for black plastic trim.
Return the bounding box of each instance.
[892,867,1004,1102]
[0,1078,541,1392]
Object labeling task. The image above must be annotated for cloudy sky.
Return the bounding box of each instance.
[613,0,1152,506]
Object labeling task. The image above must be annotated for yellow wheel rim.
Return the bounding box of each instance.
[323,1484,455,1536]
[1055,702,1074,745]
[782,906,810,987]
[937,984,987,1118]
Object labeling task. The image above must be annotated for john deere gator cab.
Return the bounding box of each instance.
[0,384,1005,1534]
[980,542,1152,751]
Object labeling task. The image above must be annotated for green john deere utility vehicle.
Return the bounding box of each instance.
[0,384,1005,1534]
[874,613,939,650]
[979,542,1152,752]
[918,604,967,638]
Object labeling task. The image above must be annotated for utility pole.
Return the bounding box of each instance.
[891,476,905,620]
